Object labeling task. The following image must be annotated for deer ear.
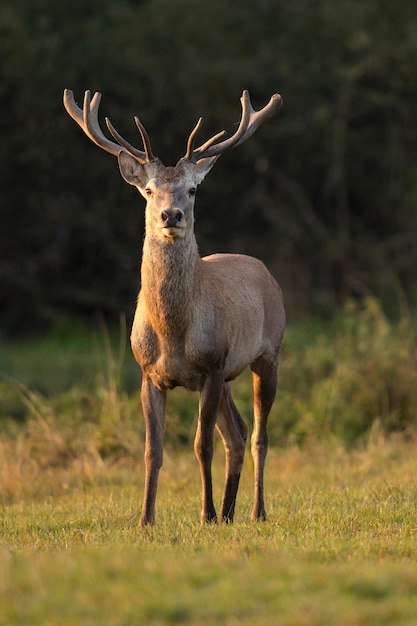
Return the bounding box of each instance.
[118,151,147,187]
[193,155,220,185]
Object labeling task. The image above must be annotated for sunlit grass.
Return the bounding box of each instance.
[1,441,417,625]
[2,439,417,553]
[1,300,417,624]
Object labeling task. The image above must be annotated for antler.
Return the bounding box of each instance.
[63,89,155,163]
[185,90,283,162]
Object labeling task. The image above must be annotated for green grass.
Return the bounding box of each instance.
[1,299,417,624]
[1,298,417,448]
[2,442,417,625]
[3,546,417,626]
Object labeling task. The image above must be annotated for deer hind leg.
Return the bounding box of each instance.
[250,356,278,521]
[194,370,224,523]
[215,382,248,523]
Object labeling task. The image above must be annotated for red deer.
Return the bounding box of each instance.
[63,88,285,525]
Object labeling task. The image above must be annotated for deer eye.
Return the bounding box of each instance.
[145,188,152,196]
[189,187,197,197]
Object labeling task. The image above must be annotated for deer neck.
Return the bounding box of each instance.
[141,234,200,335]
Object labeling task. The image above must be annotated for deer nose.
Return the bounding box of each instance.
[161,209,184,228]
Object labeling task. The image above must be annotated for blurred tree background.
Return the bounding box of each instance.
[1,0,417,334]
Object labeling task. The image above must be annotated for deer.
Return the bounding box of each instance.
[63,87,285,526]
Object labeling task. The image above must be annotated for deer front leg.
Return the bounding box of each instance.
[194,370,224,523]
[140,376,166,526]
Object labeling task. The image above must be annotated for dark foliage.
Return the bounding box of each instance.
[1,0,417,333]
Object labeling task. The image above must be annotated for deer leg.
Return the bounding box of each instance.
[216,383,248,523]
[139,376,166,526]
[194,370,223,523]
[250,357,278,521]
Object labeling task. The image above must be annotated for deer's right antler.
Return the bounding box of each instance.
[185,90,283,162]
[63,89,155,163]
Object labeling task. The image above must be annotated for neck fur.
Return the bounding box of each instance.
[141,234,200,335]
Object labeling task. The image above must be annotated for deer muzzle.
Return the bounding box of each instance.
[161,209,184,227]
[161,209,185,238]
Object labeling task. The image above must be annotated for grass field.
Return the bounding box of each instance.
[1,300,417,625]
[2,441,417,625]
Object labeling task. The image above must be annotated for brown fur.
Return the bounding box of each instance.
[124,156,285,525]
[63,90,285,525]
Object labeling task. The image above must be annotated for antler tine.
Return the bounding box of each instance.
[63,89,84,126]
[186,90,283,162]
[234,92,283,147]
[185,116,227,161]
[63,89,121,157]
[105,117,150,163]
[134,117,155,162]
[84,91,124,156]
[185,118,203,160]
[63,89,152,163]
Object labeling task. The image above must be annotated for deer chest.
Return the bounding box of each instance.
[130,316,224,392]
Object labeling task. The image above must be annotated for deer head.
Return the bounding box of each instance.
[63,89,282,241]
